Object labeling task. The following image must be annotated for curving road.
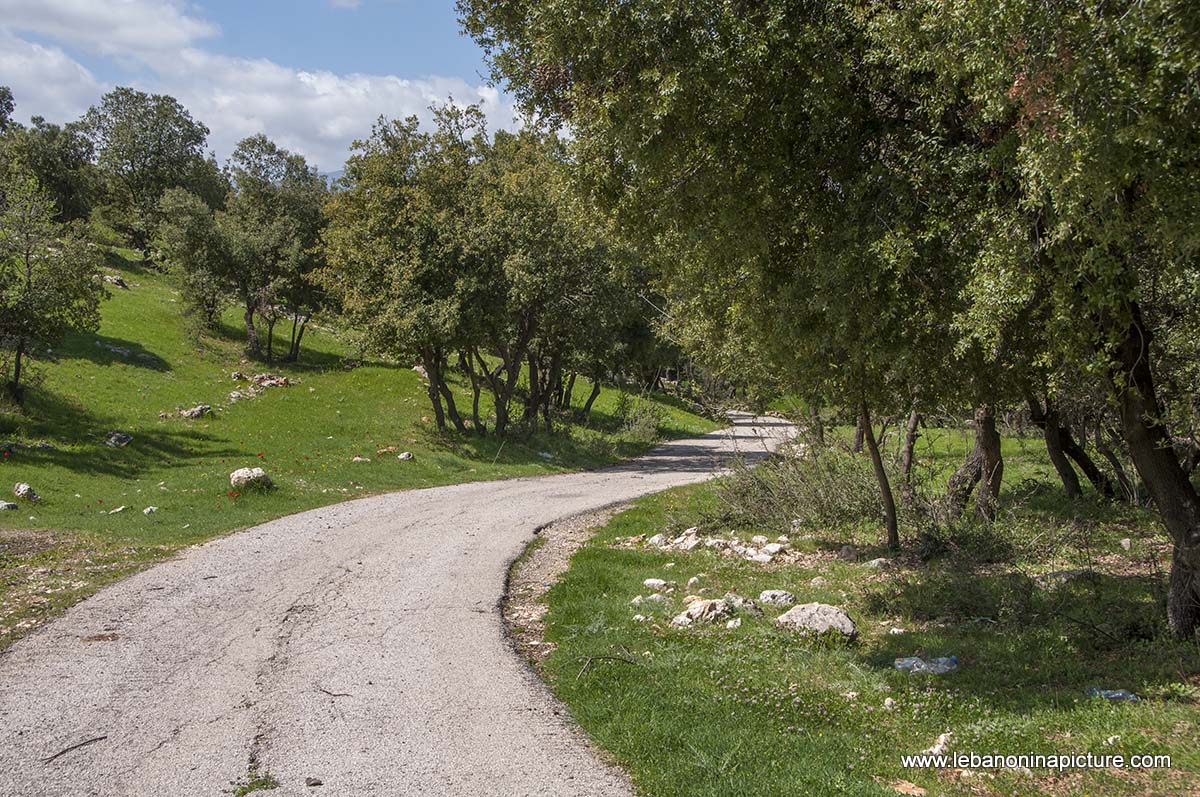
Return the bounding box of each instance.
[0,413,791,796]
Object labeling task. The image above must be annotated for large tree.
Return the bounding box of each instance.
[83,87,211,255]
[0,172,104,402]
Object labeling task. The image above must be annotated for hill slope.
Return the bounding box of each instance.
[0,248,717,646]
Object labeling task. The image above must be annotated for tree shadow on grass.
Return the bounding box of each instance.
[209,320,349,372]
[55,332,171,371]
[857,564,1197,712]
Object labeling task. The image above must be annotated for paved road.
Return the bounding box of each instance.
[0,414,791,796]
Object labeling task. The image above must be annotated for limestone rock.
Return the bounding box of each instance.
[397,451,414,461]
[13,482,39,502]
[723,593,763,617]
[758,590,797,607]
[670,598,732,627]
[229,467,273,490]
[775,602,857,639]
[181,405,212,419]
[104,431,133,448]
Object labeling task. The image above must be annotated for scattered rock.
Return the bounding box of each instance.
[726,617,742,629]
[102,274,129,288]
[305,777,324,787]
[775,602,857,639]
[180,405,212,419]
[810,576,827,588]
[642,578,673,591]
[758,590,796,606]
[723,593,764,616]
[686,576,701,589]
[103,431,133,448]
[229,391,247,402]
[352,456,371,463]
[750,553,773,564]
[538,451,554,461]
[670,598,733,627]
[647,533,668,547]
[0,502,17,510]
[251,373,290,388]
[776,535,790,544]
[751,534,769,545]
[229,467,273,490]
[644,593,667,604]
[13,483,39,502]
[397,451,414,461]
[632,614,646,622]
[143,506,157,515]
[663,562,675,569]
[231,371,247,381]
[891,780,927,796]
[763,542,787,555]
[412,364,429,381]
[838,545,857,561]
[889,627,906,635]
[865,557,892,570]
[109,505,127,514]
[1120,538,1132,551]
[884,697,896,709]
[630,595,644,606]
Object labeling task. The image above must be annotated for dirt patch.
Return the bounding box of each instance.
[504,505,626,668]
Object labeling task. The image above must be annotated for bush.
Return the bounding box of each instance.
[709,445,883,531]
[616,393,664,444]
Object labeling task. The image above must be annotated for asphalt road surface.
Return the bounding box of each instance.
[0,413,791,796]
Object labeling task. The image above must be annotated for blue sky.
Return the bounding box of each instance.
[0,0,514,169]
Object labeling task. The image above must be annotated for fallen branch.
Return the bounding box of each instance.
[316,686,351,698]
[575,654,638,681]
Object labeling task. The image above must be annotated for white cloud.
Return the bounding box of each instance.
[0,0,515,169]
[0,0,217,56]
[0,28,103,122]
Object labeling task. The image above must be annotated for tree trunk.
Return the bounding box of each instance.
[581,381,602,418]
[244,307,262,359]
[975,405,1004,521]
[853,415,865,453]
[285,315,308,362]
[460,351,485,434]
[809,403,825,445]
[265,317,276,363]
[429,358,466,433]
[561,372,577,409]
[945,420,984,521]
[899,407,922,505]
[7,336,26,404]
[861,401,900,551]
[1027,395,1082,499]
[1112,303,1200,638]
[1095,424,1137,503]
[1060,426,1116,498]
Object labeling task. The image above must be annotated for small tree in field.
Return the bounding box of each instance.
[0,172,104,403]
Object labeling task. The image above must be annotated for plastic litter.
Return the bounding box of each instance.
[1085,687,1139,702]
[894,655,959,674]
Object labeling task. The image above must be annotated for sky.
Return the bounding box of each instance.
[0,0,516,170]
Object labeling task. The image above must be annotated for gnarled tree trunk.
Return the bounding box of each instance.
[975,405,1004,521]
[861,401,899,551]
[1112,304,1200,638]
[1027,395,1082,499]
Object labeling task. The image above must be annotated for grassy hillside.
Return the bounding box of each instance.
[0,247,718,647]
[533,438,1199,797]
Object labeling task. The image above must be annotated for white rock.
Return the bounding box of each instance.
[750,553,773,564]
[670,598,732,627]
[682,594,705,605]
[645,593,667,604]
[865,557,892,569]
[397,451,414,461]
[181,405,211,419]
[632,614,646,622]
[726,617,742,629]
[1119,538,1132,551]
[229,467,273,490]
[686,576,701,589]
[751,535,769,545]
[352,456,371,463]
[0,502,17,510]
[630,595,645,606]
[412,365,429,381]
[763,543,786,555]
[647,533,668,547]
[884,697,897,709]
[704,538,729,549]
[889,627,906,635]
[758,590,797,606]
[109,505,127,514]
[663,562,675,569]
[643,578,671,591]
[103,431,133,448]
[683,526,699,535]
[776,535,790,544]
[775,603,857,639]
[924,732,952,756]
[678,536,702,552]
[143,506,157,515]
[13,483,39,502]
[810,576,828,588]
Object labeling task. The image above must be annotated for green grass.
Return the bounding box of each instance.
[0,247,718,647]
[537,447,1200,796]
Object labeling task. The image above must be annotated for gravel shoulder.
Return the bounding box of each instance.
[0,413,791,796]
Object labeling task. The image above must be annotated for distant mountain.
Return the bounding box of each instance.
[320,169,346,185]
